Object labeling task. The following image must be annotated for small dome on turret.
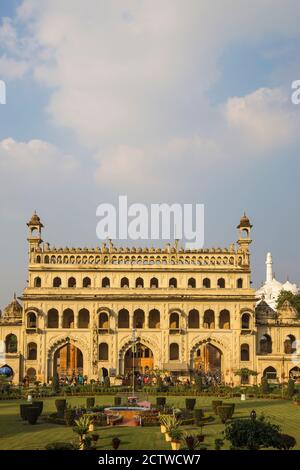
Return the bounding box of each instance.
[1,294,22,322]
[237,212,252,229]
[27,211,43,227]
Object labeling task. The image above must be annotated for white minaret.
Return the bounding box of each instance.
[266,252,273,283]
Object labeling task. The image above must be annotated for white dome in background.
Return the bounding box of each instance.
[255,253,299,310]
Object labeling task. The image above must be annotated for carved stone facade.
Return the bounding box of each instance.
[0,213,299,385]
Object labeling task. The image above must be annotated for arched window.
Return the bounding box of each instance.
[99,312,109,329]
[62,309,74,328]
[203,278,211,288]
[169,278,177,288]
[284,335,296,354]
[150,277,159,288]
[83,277,91,288]
[188,309,199,328]
[78,308,89,328]
[27,312,37,329]
[99,343,108,360]
[169,343,179,360]
[121,277,129,288]
[135,277,144,288]
[241,313,250,329]
[237,278,243,288]
[27,342,37,360]
[34,277,41,288]
[68,277,76,288]
[102,277,110,288]
[169,312,179,329]
[149,309,160,328]
[47,309,59,328]
[260,334,272,354]
[188,278,196,288]
[263,366,277,380]
[44,256,49,264]
[203,310,215,329]
[36,255,41,263]
[53,277,62,288]
[118,309,129,328]
[219,310,230,329]
[133,309,145,328]
[240,344,250,361]
[5,334,17,353]
[217,278,225,288]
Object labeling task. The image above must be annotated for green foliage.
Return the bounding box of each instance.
[64,407,76,426]
[169,428,183,442]
[55,399,67,418]
[212,400,223,415]
[275,433,296,450]
[287,379,295,400]
[156,396,166,408]
[104,376,110,387]
[52,372,60,393]
[234,368,258,377]
[25,406,40,425]
[276,290,300,313]
[159,414,181,432]
[114,396,122,406]
[217,405,234,423]
[86,397,95,408]
[194,408,204,426]
[185,398,196,410]
[182,433,200,450]
[45,442,76,450]
[73,414,93,438]
[261,377,270,394]
[194,374,203,392]
[225,415,281,450]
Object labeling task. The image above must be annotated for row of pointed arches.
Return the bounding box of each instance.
[25,309,252,330]
[33,276,244,289]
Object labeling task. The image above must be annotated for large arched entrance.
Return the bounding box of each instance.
[124,343,154,374]
[193,343,222,374]
[54,343,83,378]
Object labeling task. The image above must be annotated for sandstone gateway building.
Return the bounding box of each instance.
[1,213,300,385]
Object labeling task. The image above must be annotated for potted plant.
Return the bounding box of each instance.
[182,433,199,450]
[112,437,121,450]
[169,428,182,451]
[164,415,181,442]
[159,414,168,434]
[73,414,93,450]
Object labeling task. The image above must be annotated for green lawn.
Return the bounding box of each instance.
[0,396,299,450]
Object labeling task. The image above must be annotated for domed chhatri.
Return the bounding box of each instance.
[1,294,22,322]
[27,211,44,228]
[237,212,253,229]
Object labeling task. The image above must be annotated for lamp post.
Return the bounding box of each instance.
[132,328,137,397]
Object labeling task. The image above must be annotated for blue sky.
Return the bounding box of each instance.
[0,0,300,307]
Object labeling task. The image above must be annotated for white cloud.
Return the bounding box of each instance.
[0,137,78,175]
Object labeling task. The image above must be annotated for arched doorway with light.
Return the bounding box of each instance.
[191,340,224,380]
[53,343,83,378]
[124,342,154,374]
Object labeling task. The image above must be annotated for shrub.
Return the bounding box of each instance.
[275,433,296,450]
[169,428,183,442]
[156,397,166,408]
[114,396,122,406]
[86,397,95,408]
[225,416,281,450]
[212,400,223,415]
[217,405,234,424]
[112,437,121,450]
[32,400,43,416]
[45,442,75,450]
[25,406,40,425]
[20,403,33,421]
[287,379,295,400]
[185,398,196,411]
[52,372,60,394]
[64,407,76,426]
[55,399,67,418]
[194,408,204,425]
[182,433,200,450]
[261,377,270,394]
[194,374,203,392]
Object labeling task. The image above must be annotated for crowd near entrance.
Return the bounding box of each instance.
[54,343,83,378]
[124,343,154,374]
